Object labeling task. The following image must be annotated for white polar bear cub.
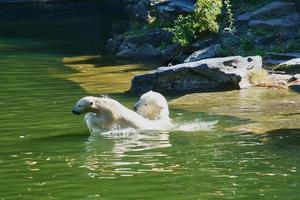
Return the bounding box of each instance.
[134,91,171,124]
[72,96,171,133]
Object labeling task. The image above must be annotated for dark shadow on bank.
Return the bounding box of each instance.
[0,0,126,56]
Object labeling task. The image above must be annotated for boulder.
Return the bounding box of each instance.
[161,44,180,63]
[116,43,161,59]
[280,58,300,67]
[264,58,288,66]
[130,55,262,94]
[274,58,300,73]
[107,28,172,60]
[237,1,296,21]
[237,1,300,32]
[249,13,300,31]
[268,52,300,60]
[293,74,300,80]
[154,0,195,20]
[184,44,220,63]
[264,52,300,68]
[124,0,195,22]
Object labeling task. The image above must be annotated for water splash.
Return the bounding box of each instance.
[173,119,218,132]
[87,119,218,136]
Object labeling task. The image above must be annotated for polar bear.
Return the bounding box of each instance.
[72,96,171,132]
[134,91,171,124]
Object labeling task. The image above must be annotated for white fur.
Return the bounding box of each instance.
[72,96,171,133]
[134,91,171,124]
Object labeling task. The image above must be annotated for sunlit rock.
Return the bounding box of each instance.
[131,56,262,94]
[184,44,221,63]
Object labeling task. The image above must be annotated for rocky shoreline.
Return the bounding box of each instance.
[107,1,300,94]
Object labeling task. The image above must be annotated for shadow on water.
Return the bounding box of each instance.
[232,128,300,148]
[289,85,300,94]
[259,128,300,147]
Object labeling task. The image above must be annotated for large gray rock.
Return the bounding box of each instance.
[124,0,195,22]
[154,0,195,20]
[280,58,300,67]
[161,44,180,62]
[131,56,262,94]
[268,52,300,60]
[237,1,296,21]
[276,58,300,73]
[237,1,300,32]
[249,13,300,31]
[116,43,161,59]
[264,52,300,67]
[107,29,172,60]
[184,44,220,63]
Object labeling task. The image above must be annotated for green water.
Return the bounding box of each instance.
[1,2,300,200]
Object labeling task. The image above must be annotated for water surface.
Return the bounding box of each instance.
[1,2,300,199]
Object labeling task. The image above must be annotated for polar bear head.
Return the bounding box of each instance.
[72,96,100,115]
[72,96,123,122]
[134,91,169,120]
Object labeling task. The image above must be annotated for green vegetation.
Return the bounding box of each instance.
[167,0,222,46]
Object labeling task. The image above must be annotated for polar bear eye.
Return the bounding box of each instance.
[90,102,93,105]
[144,104,147,106]
[78,105,82,107]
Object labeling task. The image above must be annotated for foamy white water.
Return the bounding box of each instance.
[173,119,218,132]
[87,119,218,137]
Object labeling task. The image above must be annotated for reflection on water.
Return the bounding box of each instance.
[80,114,220,178]
[81,119,221,179]
[83,132,173,178]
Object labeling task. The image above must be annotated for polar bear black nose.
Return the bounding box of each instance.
[72,109,80,115]
[133,105,137,111]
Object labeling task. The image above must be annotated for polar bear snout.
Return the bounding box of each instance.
[72,107,81,115]
[72,104,84,115]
